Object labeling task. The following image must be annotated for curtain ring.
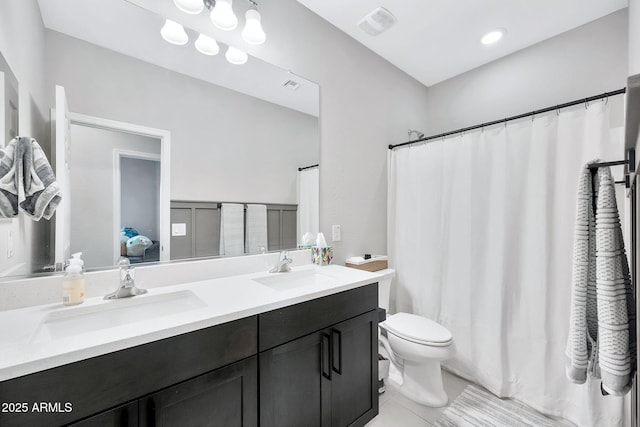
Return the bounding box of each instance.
[504,118,507,128]
[585,99,590,109]
[605,96,609,105]
[531,113,535,122]
[556,106,560,116]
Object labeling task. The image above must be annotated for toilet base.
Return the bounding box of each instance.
[392,359,448,407]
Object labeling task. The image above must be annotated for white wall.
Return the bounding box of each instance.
[0,0,49,276]
[630,1,640,75]
[2,1,631,275]
[69,124,161,268]
[423,10,628,134]
[45,30,319,206]
[238,3,629,265]
[242,1,431,264]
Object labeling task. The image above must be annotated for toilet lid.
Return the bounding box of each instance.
[383,313,452,345]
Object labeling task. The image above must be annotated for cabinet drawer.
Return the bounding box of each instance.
[259,283,377,351]
[140,356,258,427]
[0,316,257,427]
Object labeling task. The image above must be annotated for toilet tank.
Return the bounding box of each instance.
[375,268,395,311]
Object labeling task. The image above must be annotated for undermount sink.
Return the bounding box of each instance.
[253,269,337,291]
[30,290,207,343]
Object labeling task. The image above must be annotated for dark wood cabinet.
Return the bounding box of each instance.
[259,285,379,427]
[140,356,257,427]
[0,316,257,427]
[0,282,378,427]
[329,311,379,427]
[68,402,138,427]
[259,331,331,427]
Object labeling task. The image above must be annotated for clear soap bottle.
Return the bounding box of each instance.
[62,252,85,306]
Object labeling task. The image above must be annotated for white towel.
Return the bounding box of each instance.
[0,138,20,217]
[0,137,61,220]
[219,203,245,256]
[245,204,267,254]
[565,163,635,395]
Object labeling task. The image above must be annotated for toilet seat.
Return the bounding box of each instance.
[383,313,453,347]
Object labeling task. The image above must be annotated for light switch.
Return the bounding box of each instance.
[7,230,13,258]
[172,223,187,237]
[332,225,341,242]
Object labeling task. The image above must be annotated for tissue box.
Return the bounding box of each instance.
[311,246,333,265]
[345,255,388,272]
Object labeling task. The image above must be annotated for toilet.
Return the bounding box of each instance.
[375,269,455,407]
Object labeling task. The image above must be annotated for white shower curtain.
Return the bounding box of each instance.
[388,102,630,427]
[297,167,319,243]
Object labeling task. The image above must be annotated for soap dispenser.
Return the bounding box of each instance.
[62,252,85,306]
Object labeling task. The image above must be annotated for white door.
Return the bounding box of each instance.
[53,85,71,266]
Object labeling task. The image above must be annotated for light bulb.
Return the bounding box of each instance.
[173,0,204,14]
[241,8,266,45]
[195,34,220,55]
[225,46,248,65]
[481,29,505,45]
[160,19,188,45]
[210,0,238,31]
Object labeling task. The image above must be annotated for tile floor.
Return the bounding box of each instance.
[366,369,471,427]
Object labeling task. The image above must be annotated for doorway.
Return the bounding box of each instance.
[117,153,161,264]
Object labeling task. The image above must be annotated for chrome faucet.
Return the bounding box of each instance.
[269,251,292,273]
[104,258,148,299]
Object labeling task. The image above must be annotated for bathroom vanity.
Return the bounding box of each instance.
[0,265,380,427]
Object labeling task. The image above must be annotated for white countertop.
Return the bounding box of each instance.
[0,264,383,382]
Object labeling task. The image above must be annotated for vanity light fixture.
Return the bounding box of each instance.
[195,34,220,55]
[481,28,505,45]
[210,0,238,31]
[225,46,248,64]
[173,0,204,14]
[241,1,266,45]
[160,19,189,45]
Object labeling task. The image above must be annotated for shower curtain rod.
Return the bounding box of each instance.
[298,164,319,171]
[389,88,627,150]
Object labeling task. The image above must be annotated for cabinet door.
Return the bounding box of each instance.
[67,402,138,427]
[140,356,257,427]
[259,331,331,427]
[330,310,379,427]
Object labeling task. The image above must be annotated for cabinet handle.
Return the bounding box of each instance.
[321,332,332,380]
[331,328,342,375]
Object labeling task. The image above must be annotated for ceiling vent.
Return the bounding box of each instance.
[357,7,397,36]
[282,79,301,91]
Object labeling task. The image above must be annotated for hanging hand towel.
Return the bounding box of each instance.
[565,163,635,396]
[245,204,267,254]
[15,137,61,220]
[0,138,20,217]
[219,203,245,256]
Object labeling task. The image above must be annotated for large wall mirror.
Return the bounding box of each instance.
[0,0,319,279]
[0,52,18,149]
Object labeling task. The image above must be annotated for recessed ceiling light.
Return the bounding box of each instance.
[481,29,505,45]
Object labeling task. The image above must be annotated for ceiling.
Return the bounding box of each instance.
[37,0,319,116]
[36,0,629,111]
[296,0,628,87]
